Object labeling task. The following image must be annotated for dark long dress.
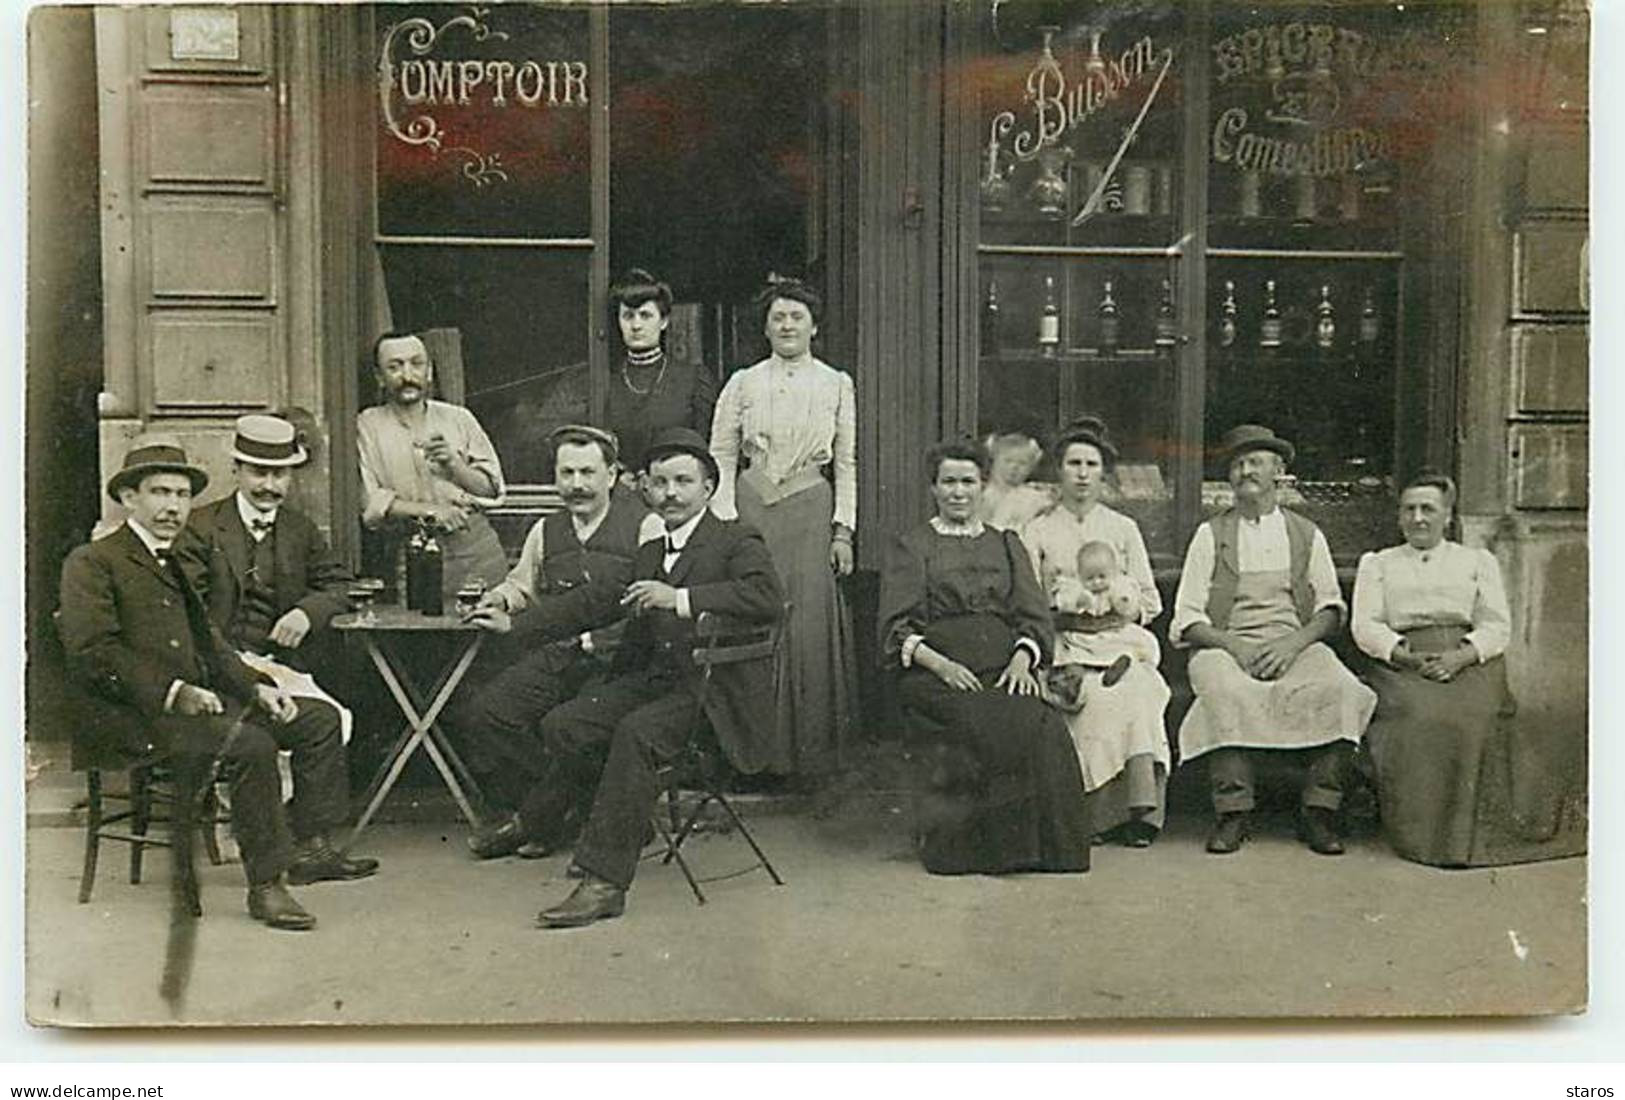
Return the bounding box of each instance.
[604,351,717,473]
[1364,625,1586,867]
[878,523,1090,875]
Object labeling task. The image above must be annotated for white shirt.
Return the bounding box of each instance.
[1169,507,1344,646]
[658,509,708,620]
[1351,541,1511,664]
[235,492,277,540]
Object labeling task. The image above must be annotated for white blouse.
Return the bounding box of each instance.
[709,355,857,531]
[1021,502,1161,624]
[1351,540,1511,664]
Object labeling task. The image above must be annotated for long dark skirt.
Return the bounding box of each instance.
[899,669,1091,875]
[1365,626,1586,868]
[737,475,856,775]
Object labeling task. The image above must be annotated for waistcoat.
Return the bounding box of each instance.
[1204,507,1318,629]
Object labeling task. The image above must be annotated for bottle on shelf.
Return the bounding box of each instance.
[1294,174,1318,222]
[1238,170,1262,218]
[1097,279,1119,353]
[1038,274,1061,357]
[1314,285,1337,350]
[1359,286,1380,346]
[982,276,1002,353]
[1218,279,1238,349]
[1259,279,1282,348]
[1154,278,1178,348]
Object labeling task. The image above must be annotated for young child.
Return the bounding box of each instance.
[1043,540,1160,710]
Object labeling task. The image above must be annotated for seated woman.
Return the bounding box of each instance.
[1021,417,1171,848]
[878,438,1091,876]
[1352,472,1586,867]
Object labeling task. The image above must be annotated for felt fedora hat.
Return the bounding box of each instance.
[106,434,210,501]
[642,426,720,485]
[230,414,308,467]
[1216,423,1296,467]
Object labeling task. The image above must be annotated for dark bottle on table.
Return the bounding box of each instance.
[404,522,427,612]
[419,525,444,616]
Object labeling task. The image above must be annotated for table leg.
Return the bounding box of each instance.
[346,638,431,849]
[410,634,485,827]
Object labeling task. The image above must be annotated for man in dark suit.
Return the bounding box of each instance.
[181,414,378,885]
[535,427,783,928]
[58,436,356,930]
[456,424,662,861]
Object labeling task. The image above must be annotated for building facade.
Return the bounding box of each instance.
[27,1,1588,748]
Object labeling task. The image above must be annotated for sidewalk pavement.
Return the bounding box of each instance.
[24,771,1585,1028]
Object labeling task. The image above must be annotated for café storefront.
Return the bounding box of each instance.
[27,0,1588,746]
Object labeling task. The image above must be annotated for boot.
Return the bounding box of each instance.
[247,874,317,931]
[287,834,380,885]
[1205,812,1249,854]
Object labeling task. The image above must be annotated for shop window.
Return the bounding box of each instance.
[373,3,596,487]
[972,0,1469,564]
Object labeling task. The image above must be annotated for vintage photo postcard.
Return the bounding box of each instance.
[22,0,1588,1028]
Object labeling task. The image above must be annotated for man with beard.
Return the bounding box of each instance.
[358,330,509,598]
[534,427,781,929]
[456,424,662,860]
[181,414,379,887]
[59,436,350,928]
[1170,424,1376,857]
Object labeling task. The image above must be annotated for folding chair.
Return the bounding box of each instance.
[649,605,790,904]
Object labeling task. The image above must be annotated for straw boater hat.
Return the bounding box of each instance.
[230,413,308,467]
[106,434,210,502]
[642,426,720,485]
[1216,423,1296,467]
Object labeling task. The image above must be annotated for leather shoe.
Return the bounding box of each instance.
[516,839,556,860]
[467,812,524,860]
[287,836,380,885]
[537,875,626,929]
[1205,812,1249,854]
[1101,654,1133,688]
[1121,820,1157,848]
[247,876,316,931]
[564,861,585,879]
[1301,808,1346,856]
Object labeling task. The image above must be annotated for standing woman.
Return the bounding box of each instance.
[1021,417,1171,847]
[1352,472,1585,867]
[603,269,717,489]
[710,278,857,778]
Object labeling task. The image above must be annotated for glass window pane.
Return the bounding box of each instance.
[376,4,592,238]
[378,245,590,486]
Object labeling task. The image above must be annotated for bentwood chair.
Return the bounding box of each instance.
[647,604,791,904]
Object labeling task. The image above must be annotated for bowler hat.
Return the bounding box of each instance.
[106,434,210,502]
[1216,423,1295,467]
[230,414,308,467]
[642,426,720,485]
